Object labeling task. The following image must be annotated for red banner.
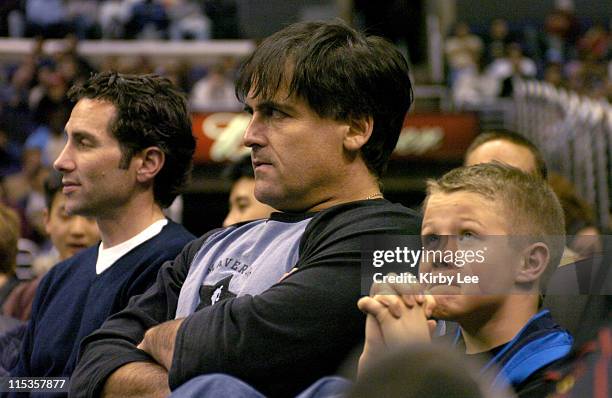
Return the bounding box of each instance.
[191,112,479,164]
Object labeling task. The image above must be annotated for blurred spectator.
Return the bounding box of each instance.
[24,107,69,169]
[56,53,85,87]
[167,0,210,41]
[566,56,608,99]
[0,124,21,178]
[452,59,499,107]
[445,22,483,86]
[2,153,49,246]
[577,23,610,63]
[464,129,548,179]
[0,59,37,149]
[543,62,566,88]
[486,43,537,97]
[0,178,36,271]
[22,165,49,244]
[65,0,101,39]
[59,35,97,82]
[98,0,131,39]
[533,7,579,67]
[548,173,603,260]
[35,171,99,274]
[222,155,275,227]
[483,18,515,65]
[29,67,71,125]
[125,0,170,39]
[99,54,153,75]
[25,0,72,38]
[0,204,21,308]
[28,36,55,73]
[564,23,610,99]
[3,171,100,322]
[0,172,100,375]
[133,55,155,74]
[554,1,582,45]
[190,63,241,111]
[155,60,191,92]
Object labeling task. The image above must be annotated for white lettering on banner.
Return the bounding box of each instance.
[202,112,236,139]
[201,113,251,162]
[394,127,444,155]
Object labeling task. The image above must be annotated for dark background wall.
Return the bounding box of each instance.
[235,0,610,39]
[237,0,337,39]
[455,0,609,31]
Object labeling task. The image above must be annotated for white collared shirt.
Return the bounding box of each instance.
[95,219,168,275]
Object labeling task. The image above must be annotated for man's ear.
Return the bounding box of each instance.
[515,242,550,284]
[343,116,374,152]
[135,147,165,184]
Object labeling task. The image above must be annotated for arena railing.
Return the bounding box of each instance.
[515,79,611,230]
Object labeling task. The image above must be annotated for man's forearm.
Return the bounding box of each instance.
[101,361,170,398]
[138,318,184,370]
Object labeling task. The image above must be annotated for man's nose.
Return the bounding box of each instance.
[53,144,74,173]
[242,114,266,148]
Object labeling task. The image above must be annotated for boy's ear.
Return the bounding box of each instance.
[515,242,550,284]
[343,116,374,152]
[135,147,165,184]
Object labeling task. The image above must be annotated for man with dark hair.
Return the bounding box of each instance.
[464,129,548,180]
[70,20,420,398]
[62,72,195,209]
[222,155,275,227]
[10,72,195,383]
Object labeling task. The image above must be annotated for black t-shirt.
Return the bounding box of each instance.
[70,200,422,398]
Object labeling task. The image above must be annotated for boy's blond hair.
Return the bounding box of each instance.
[426,163,565,286]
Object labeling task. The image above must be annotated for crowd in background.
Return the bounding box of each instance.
[0,2,609,295]
[446,7,610,106]
[0,34,240,256]
[0,8,608,397]
[0,0,240,40]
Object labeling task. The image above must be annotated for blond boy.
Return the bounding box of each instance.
[360,163,572,394]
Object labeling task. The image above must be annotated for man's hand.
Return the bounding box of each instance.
[137,318,185,370]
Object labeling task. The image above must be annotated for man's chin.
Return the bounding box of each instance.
[254,187,282,209]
